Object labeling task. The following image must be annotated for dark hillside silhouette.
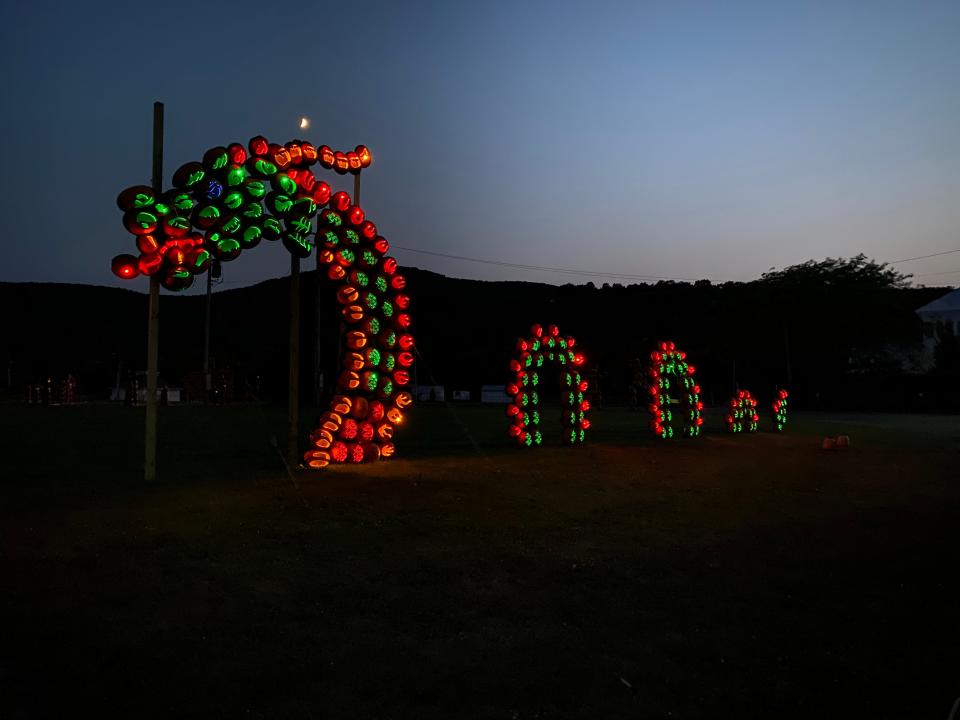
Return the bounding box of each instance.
[1,257,952,411]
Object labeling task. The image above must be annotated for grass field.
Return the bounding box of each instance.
[2,402,958,719]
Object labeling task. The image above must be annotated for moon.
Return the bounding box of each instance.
[299,117,310,130]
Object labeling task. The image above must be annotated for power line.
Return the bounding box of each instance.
[166,245,960,289]
[389,245,703,283]
[889,248,960,264]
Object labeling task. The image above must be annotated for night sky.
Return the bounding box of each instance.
[2,0,958,293]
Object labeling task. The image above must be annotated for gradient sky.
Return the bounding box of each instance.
[1,0,958,293]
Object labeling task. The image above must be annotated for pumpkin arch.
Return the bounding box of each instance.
[505,324,590,447]
[646,341,703,439]
[109,136,411,467]
[725,389,759,433]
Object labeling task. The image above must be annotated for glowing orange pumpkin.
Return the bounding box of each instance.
[332,396,353,415]
[304,450,330,468]
[338,371,360,390]
[341,305,364,322]
[343,353,364,371]
[320,412,342,433]
[346,331,367,350]
[337,285,360,305]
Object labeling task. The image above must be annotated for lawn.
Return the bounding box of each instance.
[2,402,958,718]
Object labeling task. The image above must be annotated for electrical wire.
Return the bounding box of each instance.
[171,245,960,290]
[889,248,960,264]
[389,245,703,283]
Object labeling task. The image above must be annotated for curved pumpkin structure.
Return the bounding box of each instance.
[646,341,703,439]
[725,389,759,433]
[110,137,411,467]
[505,324,590,447]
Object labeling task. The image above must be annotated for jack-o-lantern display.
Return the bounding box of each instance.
[726,390,759,433]
[772,389,789,432]
[505,324,590,447]
[111,138,411,466]
[647,341,703,439]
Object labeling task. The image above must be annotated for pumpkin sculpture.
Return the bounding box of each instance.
[110,137,412,467]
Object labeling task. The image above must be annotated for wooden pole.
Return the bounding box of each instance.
[314,232,324,407]
[203,265,212,400]
[145,101,163,484]
[288,254,301,468]
[353,172,361,207]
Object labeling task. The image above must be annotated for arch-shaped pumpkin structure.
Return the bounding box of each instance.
[725,389,759,433]
[646,341,703,439]
[772,389,790,432]
[109,137,412,467]
[505,324,590,447]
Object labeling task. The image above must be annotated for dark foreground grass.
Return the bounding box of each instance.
[2,402,958,719]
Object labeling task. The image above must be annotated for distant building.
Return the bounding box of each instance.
[413,385,445,402]
[452,390,471,401]
[916,288,960,368]
[481,385,510,404]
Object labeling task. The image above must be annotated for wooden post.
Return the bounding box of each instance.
[203,265,212,400]
[145,101,163,483]
[353,173,361,207]
[314,232,324,407]
[288,254,301,468]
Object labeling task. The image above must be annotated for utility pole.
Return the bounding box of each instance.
[203,265,212,399]
[288,254,301,468]
[145,101,163,484]
[203,261,221,400]
[314,229,324,407]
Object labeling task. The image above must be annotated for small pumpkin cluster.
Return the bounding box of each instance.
[304,206,415,467]
[505,324,589,447]
[317,144,372,175]
[306,390,413,467]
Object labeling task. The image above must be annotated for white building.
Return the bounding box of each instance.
[413,385,445,402]
[916,288,960,367]
[481,385,510,404]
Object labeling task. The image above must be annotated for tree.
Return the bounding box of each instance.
[760,254,911,289]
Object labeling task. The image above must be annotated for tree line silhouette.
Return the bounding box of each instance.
[2,256,955,411]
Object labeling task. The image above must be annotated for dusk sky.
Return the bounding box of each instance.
[2,0,959,293]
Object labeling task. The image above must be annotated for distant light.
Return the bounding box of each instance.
[299,117,310,130]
